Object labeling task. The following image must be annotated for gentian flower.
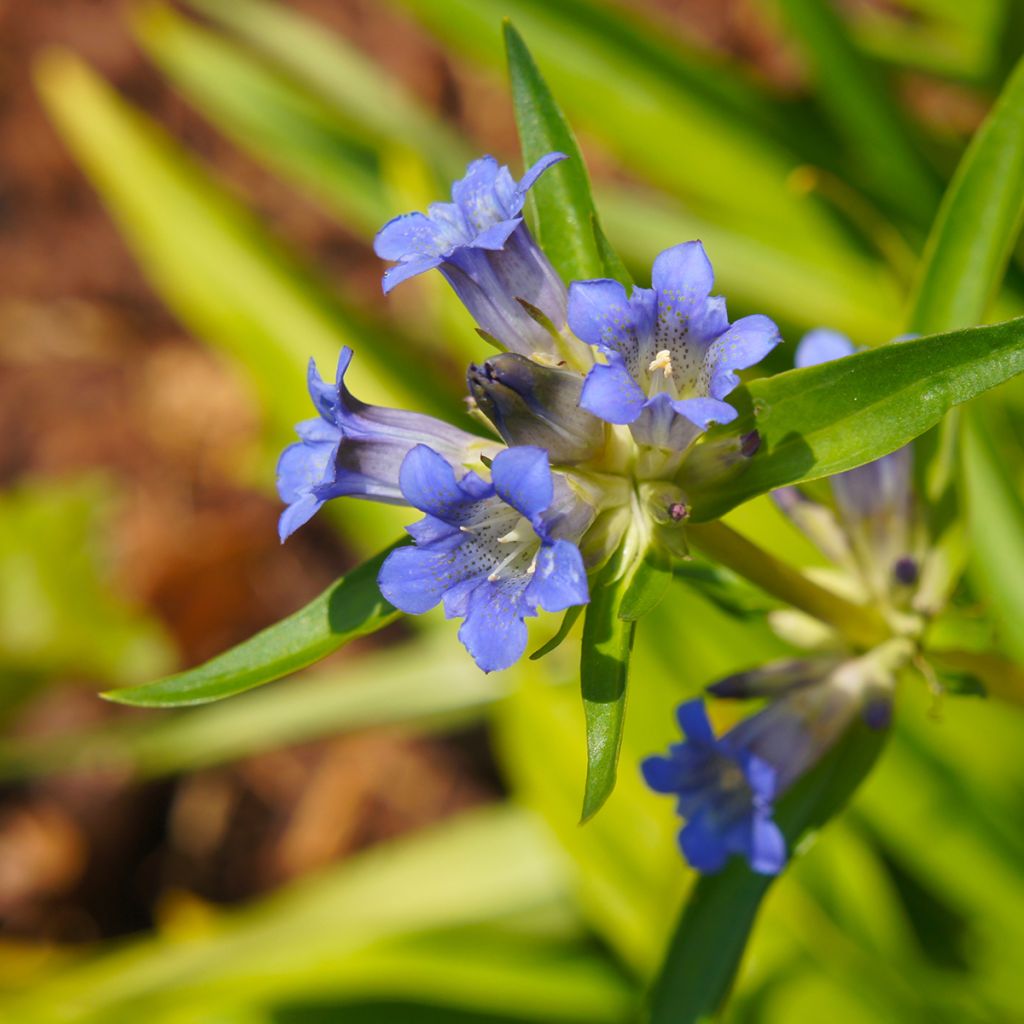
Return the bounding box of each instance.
[377,445,592,672]
[644,649,895,875]
[642,699,785,875]
[776,330,918,603]
[568,242,780,452]
[374,154,588,367]
[277,347,496,541]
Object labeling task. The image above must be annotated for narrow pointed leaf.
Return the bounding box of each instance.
[648,720,887,1024]
[530,604,583,661]
[103,543,402,707]
[908,52,1024,335]
[688,318,1024,521]
[504,21,621,282]
[579,551,636,822]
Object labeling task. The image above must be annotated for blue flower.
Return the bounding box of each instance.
[374,154,586,365]
[568,242,780,451]
[642,699,785,875]
[377,444,591,672]
[783,330,916,598]
[277,347,494,542]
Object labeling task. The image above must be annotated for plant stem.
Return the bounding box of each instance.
[687,521,888,649]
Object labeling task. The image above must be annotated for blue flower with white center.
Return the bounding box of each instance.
[276,347,495,542]
[642,699,785,875]
[778,330,917,600]
[568,242,780,451]
[374,154,586,366]
[377,444,591,673]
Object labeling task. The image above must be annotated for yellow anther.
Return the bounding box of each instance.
[648,349,674,378]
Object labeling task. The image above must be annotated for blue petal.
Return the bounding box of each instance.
[457,581,531,672]
[566,278,631,349]
[676,699,716,745]
[381,254,444,294]
[307,355,341,421]
[580,357,647,424]
[491,446,553,524]
[278,493,325,543]
[671,396,738,429]
[742,752,779,803]
[452,156,506,232]
[471,217,523,250]
[641,754,683,794]
[795,328,855,368]
[706,314,781,401]
[747,815,786,875]
[374,212,442,261]
[377,545,455,615]
[679,811,729,873]
[650,241,714,315]
[515,152,567,205]
[527,539,589,612]
[398,445,489,522]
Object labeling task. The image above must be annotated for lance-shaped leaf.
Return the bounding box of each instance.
[687,318,1024,522]
[647,719,887,1024]
[504,21,624,284]
[908,52,1024,335]
[579,549,637,822]
[103,543,402,707]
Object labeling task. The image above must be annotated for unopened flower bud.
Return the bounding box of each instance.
[467,354,605,464]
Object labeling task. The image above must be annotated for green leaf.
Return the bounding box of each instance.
[647,720,888,1024]
[579,550,637,822]
[908,51,1024,334]
[962,415,1024,666]
[529,604,583,661]
[618,557,672,622]
[102,543,402,707]
[688,318,1024,522]
[1,639,498,781]
[503,20,618,282]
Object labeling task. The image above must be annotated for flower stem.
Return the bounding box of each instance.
[687,521,888,649]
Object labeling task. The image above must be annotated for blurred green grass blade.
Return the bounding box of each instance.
[580,551,637,822]
[504,21,615,282]
[0,639,500,780]
[648,721,887,1024]
[103,543,402,707]
[35,50,458,429]
[962,415,1024,665]
[0,807,592,1022]
[134,2,392,236]
[183,0,467,179]
[688,318,1024,521]
[908,52,1024,334]
[777,0,939,224]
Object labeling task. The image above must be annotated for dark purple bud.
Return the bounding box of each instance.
[892,556,919,586]
[669,501,689,522]
[862,693,893,730]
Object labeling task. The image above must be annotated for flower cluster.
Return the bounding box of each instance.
[278,153,780,671]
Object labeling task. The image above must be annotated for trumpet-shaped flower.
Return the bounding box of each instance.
[377,445,591,672]
[568,242,779,451]
[277,347,494,541]
[374,154,585,365]
[642,700,785,875]
[778,330,917,600]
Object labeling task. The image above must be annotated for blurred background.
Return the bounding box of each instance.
[2,1,1024,1022]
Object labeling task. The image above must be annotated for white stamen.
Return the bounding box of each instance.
[648,349,674,378]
